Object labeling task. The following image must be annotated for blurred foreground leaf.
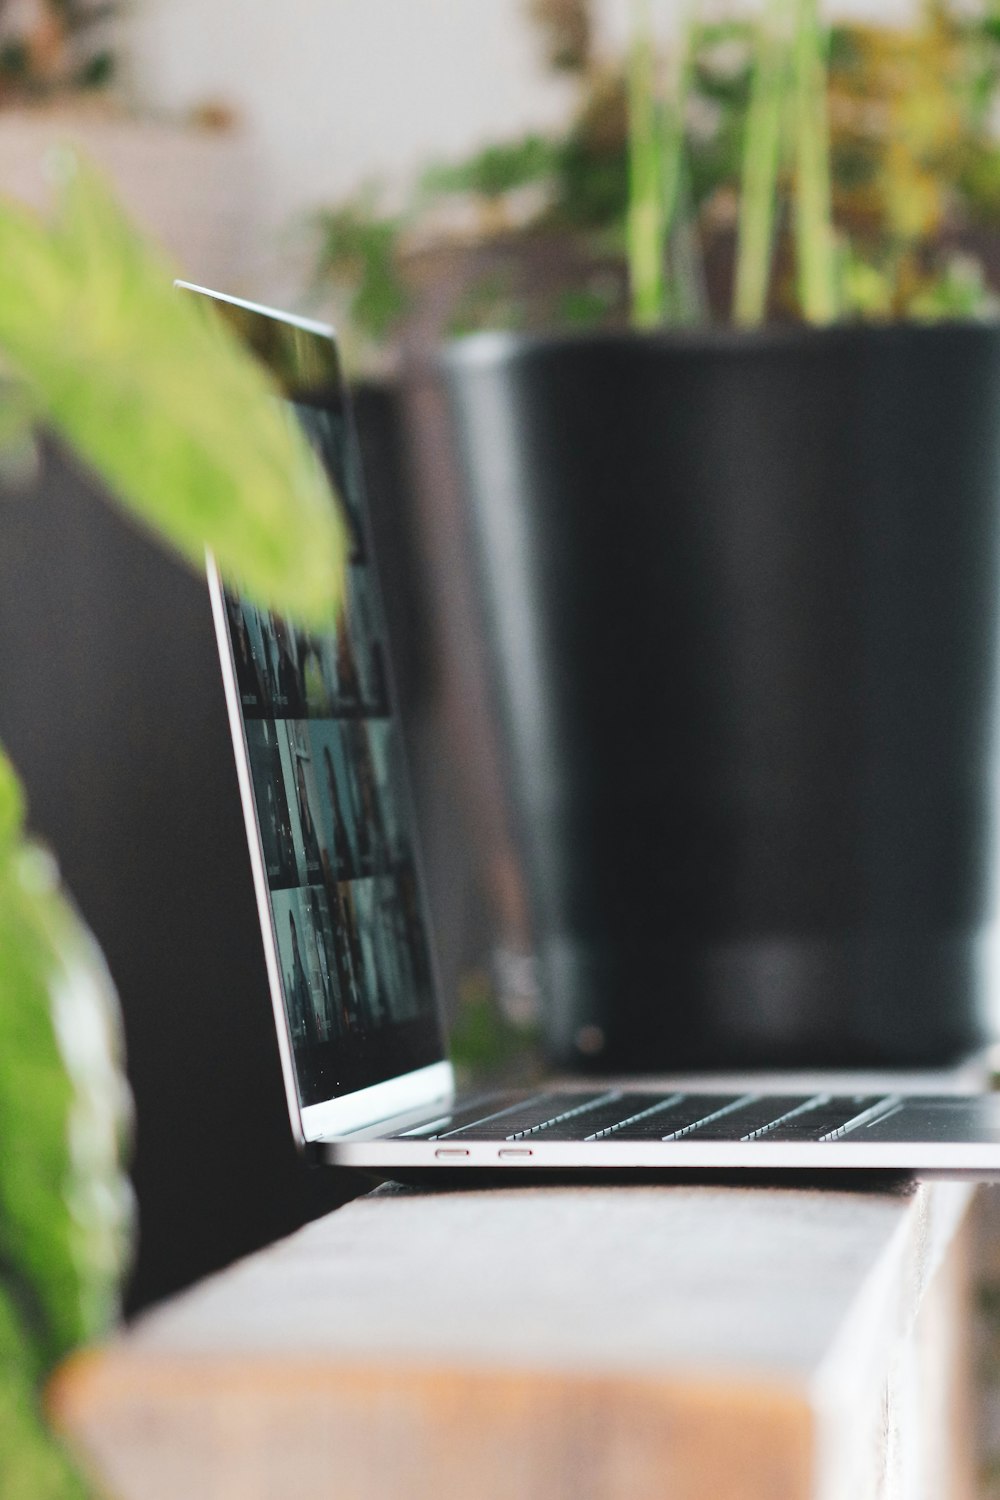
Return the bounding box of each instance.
[0,1286,88,1500]
[0,155,347,627]
[0,748,134,1495]
[0,837,133,1366]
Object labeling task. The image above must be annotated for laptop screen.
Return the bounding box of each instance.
[201,292,444,1108]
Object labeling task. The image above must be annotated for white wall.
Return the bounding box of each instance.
[125,0,913,224]
[122,0,910,297]
[125,1,578,231]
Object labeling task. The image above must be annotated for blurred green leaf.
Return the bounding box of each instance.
[0,751,26,852]
[627,0,666,327]
[959,140,1000,224]
[734,0,792,325]
[0,831,133,1376]
[791,0,839,324]
[840,248,894,319]
[0,156,347,628]
[910,252,1000,321]
[552,283,617,327]
[76,52,115,91]
[312,195,410,355]
[548,107,628,231]
[0,1285,89,1500]
[422,135,559,200]
[0,757,133,1499]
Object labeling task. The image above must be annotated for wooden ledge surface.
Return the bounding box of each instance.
[50,1172,976,1500]
[70,1179,964,1377]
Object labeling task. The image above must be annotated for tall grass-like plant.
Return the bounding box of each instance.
[627,0,840,328]
[626,0,701,326]
[0,156,347,1498]
[734,0,794,325]
[660,3,703,323]
[626,0,666,326]
[791,0,839,322]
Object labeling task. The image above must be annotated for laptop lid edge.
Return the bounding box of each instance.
[207,551,308,1146]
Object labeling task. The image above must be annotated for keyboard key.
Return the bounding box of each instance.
[683,1096,816,1141]
[538,1093,681,1141]
[443,1092,616,1141]
[609,1094,745,1141]
[763,1096,890,1142]
[390,1094,525,1139]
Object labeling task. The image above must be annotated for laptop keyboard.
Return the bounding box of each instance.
[392,1091,896,1144]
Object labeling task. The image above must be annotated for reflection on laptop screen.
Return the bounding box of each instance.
[219,368,442,1107]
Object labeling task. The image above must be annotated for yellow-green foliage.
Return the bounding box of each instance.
[829,5,1000,317]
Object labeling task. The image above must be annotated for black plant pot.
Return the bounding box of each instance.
[442,324,1000,1071]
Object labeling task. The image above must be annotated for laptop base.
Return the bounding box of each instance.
[322,1085,1000,1178]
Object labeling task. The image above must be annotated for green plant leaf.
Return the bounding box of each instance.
[734,0,794,326]
[0,1285,89,1500]
[312,195,411,356]
[791,0,839,323]
[0,749,26,851]
[421,135,559,199]
[0,746,133,1500]
[0,824,133,1377]
[627,0,666,327]
[659,3,699,324]
[0,155,347,628]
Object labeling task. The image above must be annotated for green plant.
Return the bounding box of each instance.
[627,0,1000,328]
[0,156,347,1497]
[628,0,839,327]
[421,135,560,206]
[311,193,411,371]
[825,6,1000,317]
[727,0,837,326]
[311,138,564,365]
[308,0,1000,356]
[732,0,790,324]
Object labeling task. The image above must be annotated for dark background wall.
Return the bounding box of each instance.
[0,440,352,1313]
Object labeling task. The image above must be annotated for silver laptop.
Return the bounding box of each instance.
[189,282,1000,1179]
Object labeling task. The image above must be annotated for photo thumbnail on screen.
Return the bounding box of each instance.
[226,563,388,722]
[272,885,354,1047]
[245,716,409,890]
[270,869,434,1069]
[245,720,298,886]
